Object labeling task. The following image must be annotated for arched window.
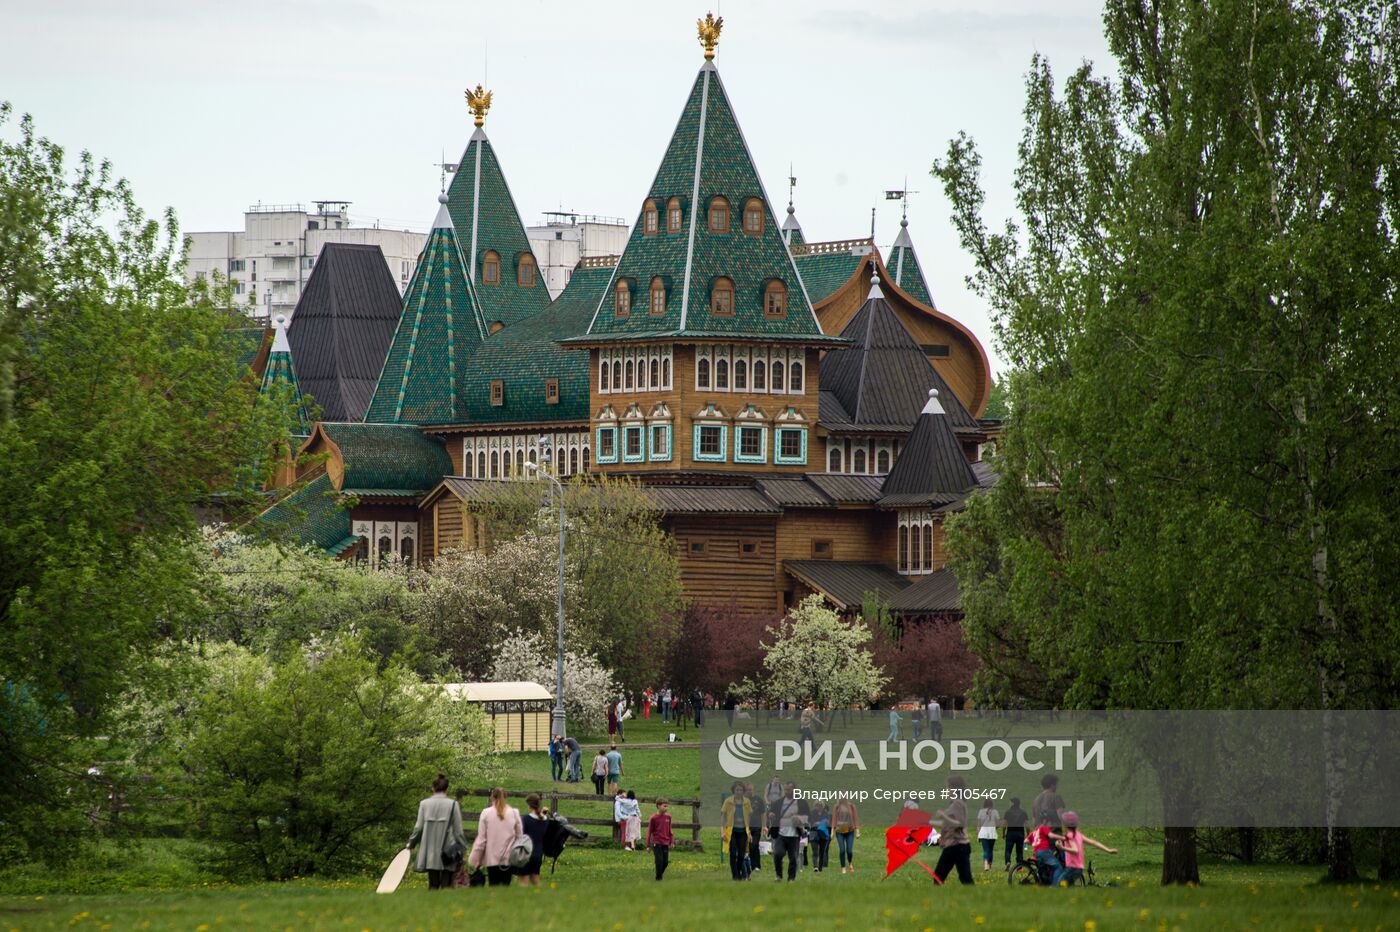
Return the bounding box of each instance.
[666,197,683,233]
[490,450,500,477]
[828,447,843,472]
[612,359,622,389]
[734,359,747,390]
[614,280,631,317]
[876,448,891,473]
[743,198,764,236]
[601,357,611,391]
[553,446,563,474]
[852,447,867,473]
[708,196,730,233]
[625,359,635,390]
[789,361,803,393]
[400,536,414,565]
[518,253,537,288]
[650,358,660,386]
[898,525,909,573]
[515,449,525,476]
[661,357,671,387]
[764,280,787,318]
[483,250,500,285]
[528,448,537,467]
[570,447,580,475]
[356,536,369,564]
[771,361,785,393]
[582,446,591,472]
[378,534,393,565]
[711,277,734,316]
[650,277,666,316]
[477,452,486,476]
[753,360,766,391]
[910,524,921,572]
[923,522,934,570]
[716,358,729,390]
[697,357,711,390]
[643,199,659,236]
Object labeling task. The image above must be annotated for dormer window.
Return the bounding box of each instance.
[764,280,788,318]
[615,280,631,318]
[546,378,559,404]
[711,277,734,317]
[490,379,504,406]
[483,250,500,285]
[643,199,659,236]
[650,277,666,316]
[708,196,730,233]
[743,198,764,236]
[667,197,682,233]
[518,253,537,288]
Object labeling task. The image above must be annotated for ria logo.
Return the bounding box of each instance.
[717,733,763,778]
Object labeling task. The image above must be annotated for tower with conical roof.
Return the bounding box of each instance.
[260,313,310,437]
[887,215,936,310]
[364,193,485,425]
[445,85,550,330]
[782,169,804,247]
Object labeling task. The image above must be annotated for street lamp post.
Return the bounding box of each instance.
[526,453,567,740]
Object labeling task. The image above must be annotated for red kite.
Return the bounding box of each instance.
[882,807,941,882]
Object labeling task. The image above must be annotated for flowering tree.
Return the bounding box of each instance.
[489,629,618,736]
[741,595,887,709]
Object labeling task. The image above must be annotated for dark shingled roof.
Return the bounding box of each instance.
[754,477,835,508]
[783,559,910,611]
[804,473,886,504]
[319,423,453,493]
[878,390,979,506]
[819,287,979,435]
[253,473,357,556]
[646,485,780,515]
[287,243,404,422]
[888,567,961,613]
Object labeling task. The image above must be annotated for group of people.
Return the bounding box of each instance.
[968,773,1117,886]
[404,779,549,889]
[886,698,946,742]
[718,777,863,882]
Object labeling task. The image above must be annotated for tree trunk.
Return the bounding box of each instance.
[1161,826,1200,885]
[1379,828,1398,882]
[1238,827,1255,864]
[1325,825,1358,883]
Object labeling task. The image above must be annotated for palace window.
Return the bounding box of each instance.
[546,378,559,404]
[650,423,671,460]
[811,539,833,560]
[650,358,660,387]
[775,427,806,465]
[753,360,766,391]
[740,539,760,559]
[596,426,619,463]
[743,198,764,236]
[518,253,537,288]
[852,447,867,473]
[625,359,635,391]
[828,446,843,472]
[477,451,486,476]
[716,358,729,390]
[483,250,500,285]
[600,358,611,392]
[490,379,504,406]
[650,277,666,315]
[764,280,787,318]
[735,425,766,463]
[697,357,712,390]
[661,356,671,388]
[711,277,734,316]
[771,361,785,393]
[898,511,937,575]
[623,425,645,462]
[490,450,500,477]
[899,526,909,572]
[876,447,891,473]
[667,197,683,233]
[612,358,622,389]
[708,196,730,233]
[615,280,631,317]
[789,360,804,393]
[694,423,726,461]
[643,199,659,235]
[570,447,580,475]
[734,358,748,390]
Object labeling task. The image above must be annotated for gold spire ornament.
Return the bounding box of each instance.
[465,84,493,127]
[697,11,723,60]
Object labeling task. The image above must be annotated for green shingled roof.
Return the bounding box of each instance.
[253,473,356,555]
[793,247,868,304]
[453,262,613,426]
[584,64,827,342]
[259,318,310,434]
[364,205,485,425]
[448,129,550,329]
[320,422,453,492]
[888,220,936,310]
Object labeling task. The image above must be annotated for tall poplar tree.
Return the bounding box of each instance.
[937,1,1400,883]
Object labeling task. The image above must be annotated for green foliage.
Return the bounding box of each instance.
[740,595,887,708]
[169,639,496,880]
[981,376,1011,420]
[0,104,298,861]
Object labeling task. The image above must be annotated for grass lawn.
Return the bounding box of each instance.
[2,736,1395,929]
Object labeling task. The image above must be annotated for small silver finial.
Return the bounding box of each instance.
[438,192,449,204]
[275,314,287,327]
[929,388,938,398]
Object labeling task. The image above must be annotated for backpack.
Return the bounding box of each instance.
[508,834,534,869]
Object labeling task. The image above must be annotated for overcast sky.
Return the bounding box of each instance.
[2,0,1114,373]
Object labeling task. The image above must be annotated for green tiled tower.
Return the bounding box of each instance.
[364,194,484,425]
[446,87,550,329]
[581,58,834,343]
[260,314,310,436]
[887,217,936,310]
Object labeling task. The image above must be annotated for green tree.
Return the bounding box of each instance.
[0,105,296,860]
[937,0,1400,884]
[741,595,887,709]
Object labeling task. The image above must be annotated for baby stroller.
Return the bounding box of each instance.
[543,812,590,874]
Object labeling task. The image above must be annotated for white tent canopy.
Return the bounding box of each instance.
[442,681,553,702]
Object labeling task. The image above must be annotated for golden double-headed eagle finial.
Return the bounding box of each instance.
[465,84,493,128]
[697,11,723,61]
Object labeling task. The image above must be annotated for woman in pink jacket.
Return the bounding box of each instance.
[469,787,523,886]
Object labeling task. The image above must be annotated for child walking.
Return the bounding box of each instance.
[1050,812,1117,887]
[647,798,673,880]
[621,790,642,850]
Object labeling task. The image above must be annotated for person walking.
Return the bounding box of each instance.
[720,781,753,880]
[564,735,582,783]
[976,799,1000,871]
[832,794,860,874]
[643,688,653,720]
[799,705,822,746]
[661,687,672,723]
[607,702,619,744]
[548,734,564,783]
[772,783,804,882]
[1032,773,1067,830]
[1003,797,1029,868]
[517,793,548,886]
[647,798,673,880]
[887,706,902,743]
[590,749,609,796]
[620,790,642,850]
[468,787,523,887]
[931,776,974,885]
[927,697,942,741]
[605,743,624,796]
[616,698,628,743]
[1049,812,1117,887]
[405,773,466,890]
[745,781,765,874]
[809,800,832,872]
[691,689,705,728]
[912,707,924,741]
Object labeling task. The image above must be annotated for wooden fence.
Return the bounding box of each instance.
[456,787,704,851]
